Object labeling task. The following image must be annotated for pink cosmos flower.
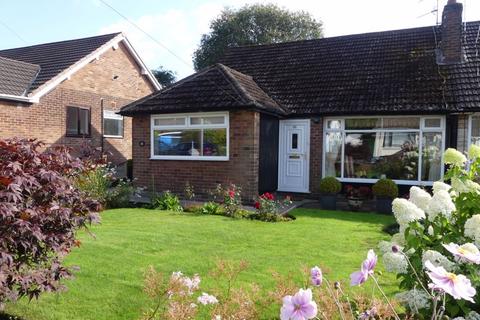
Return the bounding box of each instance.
[310,266,322,286]
[443,243,480,264]
[280,288,318,320]
[425,260,476,302]
[350,250,377,286]
[197,292,218,305]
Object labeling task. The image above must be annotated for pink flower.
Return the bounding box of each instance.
[443,243,480,264]
[350,250,377,286]
[228,190,235,198]
[425,260,476,302]
[197,292,218,305]
[310,266,322,286]
[280,288,318,320]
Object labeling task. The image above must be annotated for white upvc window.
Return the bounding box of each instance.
[468,114,480,147]
[150,112,229,161]
[322,115,446,186]
[103,110,124,138]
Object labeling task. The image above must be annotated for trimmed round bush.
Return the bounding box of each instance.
[319,177,341,194]
[372,178,398,199]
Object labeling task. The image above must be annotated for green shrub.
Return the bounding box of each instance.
[75,165,110,203]
[183,204,203,213]
[371,178,398,198]
[151,191,183,212]
[319,177,341,194]
[199,201,222,215]
[106,179,135,209]
[75,165,136,209]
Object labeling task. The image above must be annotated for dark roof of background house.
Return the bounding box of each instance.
[120,63,285,116]
[122,21,480,116]
[0,33,120,94]
[0,56,40,96]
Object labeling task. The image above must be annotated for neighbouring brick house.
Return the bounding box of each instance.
[0,33,160,169]
[121,0,480,201]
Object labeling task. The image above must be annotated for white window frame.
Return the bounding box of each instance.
[467,113,480,148]
[322,115,446,186]
[103,110,124,138]
[150,112,229,161]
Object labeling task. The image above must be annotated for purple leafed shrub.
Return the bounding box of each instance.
[0,138,100,305]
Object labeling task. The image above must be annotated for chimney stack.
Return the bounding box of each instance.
[437,0,464,65]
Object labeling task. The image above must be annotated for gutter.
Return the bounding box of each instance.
[0,94,38,103]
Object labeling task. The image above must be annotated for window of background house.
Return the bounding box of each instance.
[151,112,229,160]
[66,106,90,136]
[103,110,124,138]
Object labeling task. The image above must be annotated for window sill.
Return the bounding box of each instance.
[150,156,229,161]
[104,135,123,139]
[337,177,435,186]
[66,134,91,138]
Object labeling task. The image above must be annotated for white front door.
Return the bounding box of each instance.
[278,119,310,193]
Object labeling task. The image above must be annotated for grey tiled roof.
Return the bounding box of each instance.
[122,21,480,116]
[0,56,40,96]
[219,21,480,115]
[0,33,120,94]
[120,63,286,116]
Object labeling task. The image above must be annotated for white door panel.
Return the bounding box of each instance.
[278,120,310,193]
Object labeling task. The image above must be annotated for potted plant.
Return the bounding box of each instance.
[319,177,341,210]
[372,178,398,214]
[345,185,371,211]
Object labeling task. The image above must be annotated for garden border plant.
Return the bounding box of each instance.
[319,177,341,210]
[0,138,100,307]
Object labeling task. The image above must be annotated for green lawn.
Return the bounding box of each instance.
[6,208,396,320]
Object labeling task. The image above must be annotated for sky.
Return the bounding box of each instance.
[1,0,480,79]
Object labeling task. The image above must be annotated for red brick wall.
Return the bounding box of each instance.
[309,119,323,196]
[0,43,154,165]
[132,110,260,202]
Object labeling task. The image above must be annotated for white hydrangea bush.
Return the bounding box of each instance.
[380,146,480,318]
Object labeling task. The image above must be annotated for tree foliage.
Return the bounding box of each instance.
[152,66,177,87]
[0,139,100,304]
[193,4,323,70]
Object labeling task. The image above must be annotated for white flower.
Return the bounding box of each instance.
[466,311,480,320]
[422,250,456,272]
[197,293,218,305]
[443,243,480,264]
[382,251,408,274]
[452,177,480,195]
[469,145,480,159]
[427,226,434,236]
[378,241,403,254]
[426,190,456,221]
[392,198,425,226]
[409,186,431,211]
[391,233,405,245]
[213,316,222,320]
[465,215,480,246]
[395,289,431,313]
[444,148,467,167]
[433,181,451,194]
[453,311,480,320]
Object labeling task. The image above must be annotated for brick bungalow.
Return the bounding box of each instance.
[120,0,480,201]
[0,33,160,169]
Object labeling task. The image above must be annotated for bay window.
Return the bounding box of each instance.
[323,116,445,185]
[468,114,480,146]
[151,112,229,160]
